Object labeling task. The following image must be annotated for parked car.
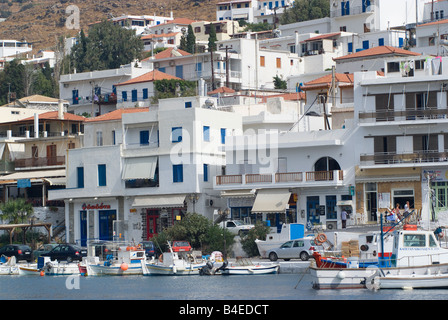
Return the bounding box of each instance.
[33,243,59,260]
[0,244,33,262]
[219,220,254,236]
[172,241,191,252]
[139,241,156,258]
[41,244,87,262]
[267,237,323,261]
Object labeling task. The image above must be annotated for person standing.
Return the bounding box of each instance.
[341,209,347,229]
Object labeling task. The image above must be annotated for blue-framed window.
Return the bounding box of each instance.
[220,128,226,144]
[72,90,79,105]
[132,89,137,102]
[362,40,369,49]
[203,126,210,142]
[172,127,182,142]
[348,42,353,53]
[185,101,192,108]
[140,130,149,145]
[378,38,385,46]
[341,1,350,16]
[362,0,370,12]
[77,167,84,188]
[173,164,183,183]
[122,91,128,102]
[143,88,148,100]
[98,164,107,187]
[203,164,209,182]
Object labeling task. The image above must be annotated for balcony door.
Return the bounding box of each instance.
[46,144,57,166]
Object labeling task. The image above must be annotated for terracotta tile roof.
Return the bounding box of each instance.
[207,86,235,95]
[155,18,199,26]
[302,73,354,90]
[115,70,181,86]
[153,47,191,59]
[261,92,306,102]
[418,18,448,27]
[333,46,421,61]
[301,32,341,43]
[21,111,86,121]
[86,108,149,122]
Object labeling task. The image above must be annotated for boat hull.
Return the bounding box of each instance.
[18,265,41,275]
[310,263,448,289]
[44,263,81,275]
[375,273,448,289]
[87,264,143,276]
[145,263,206,275]
[221,265,279,275]
[0,265,19,275]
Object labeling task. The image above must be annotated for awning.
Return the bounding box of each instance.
[43,177,66,186]
[251,189,291,213]
[0,169,66,181]
[220,189,256,198]
[132,194,186,208]
[122,157,157,180]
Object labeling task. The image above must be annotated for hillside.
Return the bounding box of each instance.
[0,0,218,52]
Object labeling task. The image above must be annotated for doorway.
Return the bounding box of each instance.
[99,210,116,241]
[307,196,320,225]
[365,183,377,222]
[80,210,87,246]
[146,210,158,239]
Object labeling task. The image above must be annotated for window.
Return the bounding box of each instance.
[122,91,128,102]
[77,167,84,188]
[132,89,138,102]
[362,0,370,12]
[98,164,107,186]
[112,130,116,145]
[387,62,400,73]
[378,38,384,46]
[171,127,182,142]
[72,90,79,105]
[276,57,281,68]
[140,130,149,145]
[203,163,209,182]
[185,101,192,108]
[203,126,210,142]
[96,131,103,146]
[260,56,265,67]
[326,196,337,220]
[220,128,226,144]
[143,88,148,100]
[173,164,183,182]
[341,1,350,16]
[403,234,426,247]
[348,42,353,53]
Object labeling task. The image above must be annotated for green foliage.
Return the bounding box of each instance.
[69,20,144,72]
[273,75,287,90]
[0,198,34,224]
[243,22,272,32]
[0,59,25,105]
[208,24,217,52]
[240,222,271,257]
[152,79,197,102]
[151,212,235,255]
[280,0,330,25]
[186,25,197,54]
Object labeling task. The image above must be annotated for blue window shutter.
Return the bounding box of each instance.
[221,128,226,144]
[98,164,106,186]
[185,101,192,108]
[72,90,79,105]
[77,167,84,188]
[122,91,127,102]
[140,130,149,145]
[203,164,208,182]
[143,88,148,100]
[378,38,384,46]
[132,89,137,102]
[173,164,183,182]
[348,42,353,53]
[362,40,369,49]
[203,126,210,142]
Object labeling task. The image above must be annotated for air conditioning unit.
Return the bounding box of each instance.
[205,199,214,207]
[326,221,337,230]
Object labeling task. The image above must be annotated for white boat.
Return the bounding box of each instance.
[373,272,448,290]
[0,256,19,275]
[220,263,279,275]
[144,242,206,276]
[86,247,146,276]
[310,226,448,289]
[18,264,41,275]
[43,260,81,275]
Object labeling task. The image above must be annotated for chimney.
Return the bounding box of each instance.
[58,99,64,120]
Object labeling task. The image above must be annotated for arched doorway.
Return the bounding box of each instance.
[314,156,341,172]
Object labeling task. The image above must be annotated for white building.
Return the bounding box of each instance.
[48,95,242,244]
[0,40,32,59]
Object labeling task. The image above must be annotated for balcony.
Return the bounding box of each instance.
[15,156,65,169]
[358,108,448,124]
[215,170,344,189]
[360,151,448,166]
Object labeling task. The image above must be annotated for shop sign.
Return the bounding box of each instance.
[423,169,448,182]
[82,203,111,210]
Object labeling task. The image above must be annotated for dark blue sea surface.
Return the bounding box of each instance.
[2,273,448,301]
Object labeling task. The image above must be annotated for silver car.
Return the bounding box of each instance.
[267,237,322,261]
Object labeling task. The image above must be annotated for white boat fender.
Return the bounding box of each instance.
[336,270,345,279]
[173,266,177,274]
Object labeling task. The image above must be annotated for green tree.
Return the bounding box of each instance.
[152,79,197,102]
[0,59,25,105]
[179,28,188,52]
[208,23,217,52]
[70,20,144,72]
[186,24,196,54]
[240,222,271,257]
[273,75,287,90]
[0,198,34,224]
[280,0,330,25]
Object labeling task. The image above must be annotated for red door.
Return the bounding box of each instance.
[146,211,158,239]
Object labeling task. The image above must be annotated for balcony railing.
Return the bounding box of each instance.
[360,151,448,166]
[358,108,448,123]
[15,156,65,168]
[215,170,344,186]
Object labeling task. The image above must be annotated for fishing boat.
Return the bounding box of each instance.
[144,242,206,276]
[0,256,19,275]
[86,246,146,276]
[372,272,448,290]
[18,265,41,275]
[199,259,279,275]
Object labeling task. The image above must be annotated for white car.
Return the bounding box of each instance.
[267,237,323,261]
[219,220,254,236]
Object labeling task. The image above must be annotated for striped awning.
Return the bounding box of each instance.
[251,189,291,213]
